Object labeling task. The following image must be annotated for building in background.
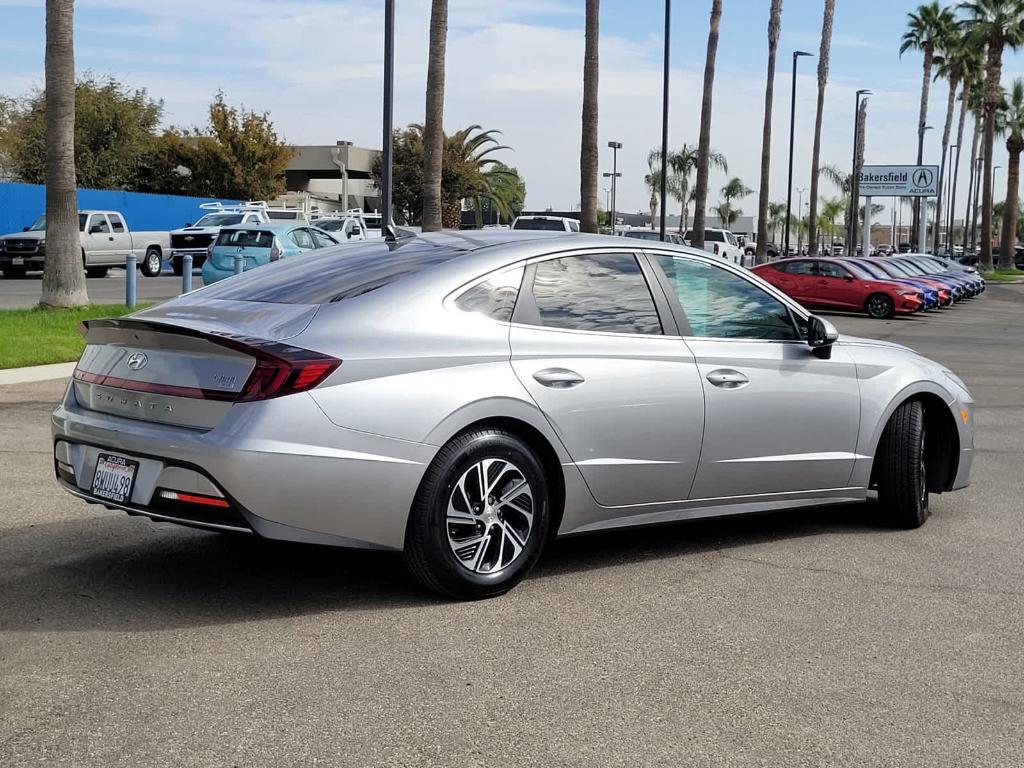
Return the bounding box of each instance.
[274,141,381,217]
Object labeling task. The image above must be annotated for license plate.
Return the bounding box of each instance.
[91,453,139,504]
[11,256,24,265]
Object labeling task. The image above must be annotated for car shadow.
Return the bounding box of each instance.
[1,501,890,633]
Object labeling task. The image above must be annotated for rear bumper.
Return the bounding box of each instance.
[200,262,237,284]
[51,385,437,550]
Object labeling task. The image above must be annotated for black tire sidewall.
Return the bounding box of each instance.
[141,249,161,277]
[408,431,550,598]
[867,293,894,319]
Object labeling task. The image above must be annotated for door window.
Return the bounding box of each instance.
[778,260,814,274]
[455,267,524,322]
[520,253,662,335]
[654,255,799,340]
[89,216,110,234]
[107,214,126,233]
[816,261,849,278]
[311,229,336,248]
[290,228,315,249]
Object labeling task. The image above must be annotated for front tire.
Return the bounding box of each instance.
[865,293,895,319]
[140,248,162,277]
[85,266,108,278]
[171,256,183,276]
[876,400,930,528]
[403,429,550,600]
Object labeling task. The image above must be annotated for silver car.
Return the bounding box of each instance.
[52,232,974,599]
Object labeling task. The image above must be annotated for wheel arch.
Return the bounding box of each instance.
[869,389,961,493]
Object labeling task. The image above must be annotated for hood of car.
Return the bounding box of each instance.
[1,231,44,241]
[170,226,220,236]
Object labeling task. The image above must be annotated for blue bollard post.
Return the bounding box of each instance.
[182,254,193,294]
[234,252,244,276]
[125,253,137,309]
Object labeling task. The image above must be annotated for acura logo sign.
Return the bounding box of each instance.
[912,168,934,187]
[125,352,148,371]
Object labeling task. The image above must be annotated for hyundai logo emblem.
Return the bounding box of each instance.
[125,352,148,371]
[912,168,934,188]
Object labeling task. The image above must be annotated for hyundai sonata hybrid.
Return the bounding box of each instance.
[52,231,974,599]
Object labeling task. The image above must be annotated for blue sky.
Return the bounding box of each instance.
[2,0,1023,221]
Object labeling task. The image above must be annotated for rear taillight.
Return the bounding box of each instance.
[269,238,283,262]
[207,242,216,260]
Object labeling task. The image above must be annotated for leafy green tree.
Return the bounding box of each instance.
[0,74,163,190]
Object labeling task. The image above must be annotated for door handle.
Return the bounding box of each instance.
[706,369,749,389]
[533,368,585,389]
[108,236,114,241]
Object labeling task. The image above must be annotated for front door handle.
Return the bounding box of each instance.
[533,368,585,389]
[706,369,749,389]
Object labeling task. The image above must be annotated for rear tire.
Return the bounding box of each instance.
[403,429,550,600]
[865,293,895,319]
[876,400,930,529]
[140,248,162,277]
[85,266,108,278]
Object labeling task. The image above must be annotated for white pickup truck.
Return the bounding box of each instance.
[0,210,170,279]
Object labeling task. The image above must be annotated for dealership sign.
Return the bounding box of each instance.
[857,165,939,197]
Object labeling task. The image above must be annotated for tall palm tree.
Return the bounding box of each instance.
[901,2,953,249]
[963,86,985,253]
[644,150,663,228]
[755,0,783,264]
[807,0,836,256]
[713,200,739,229]
[691,0,723,250]
[962,0,1024,270]
[40,0,88,308]
[997,78,1024,265]
[948,41,985,250]
[440,125,512,228]
[667,143,727,230]
[932,14,966,253]
[580,0,600,233]
[721,177,753,204]
[768,201,788,245]
[421,0,448,232]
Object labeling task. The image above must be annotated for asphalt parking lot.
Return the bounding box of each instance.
[1,285,1022,767]
[0,270,199,310]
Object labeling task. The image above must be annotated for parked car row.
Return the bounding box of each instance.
[753,253,985,319]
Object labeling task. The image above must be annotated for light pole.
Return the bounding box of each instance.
[380,0,395,239]
[943,143,958,252]
[603,140,622,234]
[659,1,671,241]
[785,50,814,260]
[913,124,933,249]
[848,89,871,251]
[795,188,807,254]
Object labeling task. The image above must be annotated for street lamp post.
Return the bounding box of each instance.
[659,1,671,241]
[785,50,814,260]
[943,143,958,252]
[381,0,395,239]
[603,140,622,234]
[914,124,933,250]
[848,89,871,252]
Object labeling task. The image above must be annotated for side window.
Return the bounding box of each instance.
[568,220,580,233]
[817,261,848,279]
[108,214,125,233]
[654,255,799,341]
[454,267,524,322]
[779,260,814,275]
[90,216,110,234]
[311,229,336,248]
[522,253,662,335]
[290,228,315,249]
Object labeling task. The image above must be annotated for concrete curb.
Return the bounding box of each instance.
[0,362,76,386]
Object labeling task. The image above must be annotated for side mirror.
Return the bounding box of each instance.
[806,315,839,359]
[22,226,30,232]
[184,222,193,227]
[844,274,854,282]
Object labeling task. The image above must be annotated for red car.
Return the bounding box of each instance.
[752,258,924,319]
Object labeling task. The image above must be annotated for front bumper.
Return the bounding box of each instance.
[1,254,45,270]
[51,384,437,550]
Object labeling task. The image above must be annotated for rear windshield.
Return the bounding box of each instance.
[513,218,566,231]
[195,214,245,227]
[196,239,464,304]
[216,229,275,248]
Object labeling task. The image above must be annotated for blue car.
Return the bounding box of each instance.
[201,222,340,284]
[842,258,941,309]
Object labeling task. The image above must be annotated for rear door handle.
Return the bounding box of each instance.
[706,369,749,389]
[533,368,585,389]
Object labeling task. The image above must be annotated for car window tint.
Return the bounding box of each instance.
[655,255,798,340]
[568,220,580,232]
[726,232,738,246]
[455,267,523,322]
[781,260,814,274]
[216,229,276,248]
[528,253,662,335]
[108,214,125,233]
[90,216,110,234]
[311,229,336,248]
[817,261,847,278]
[290,228,315,249]
[708,231,725,242]
[513,218,565,231]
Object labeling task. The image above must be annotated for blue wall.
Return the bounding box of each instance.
[0,182,240,234]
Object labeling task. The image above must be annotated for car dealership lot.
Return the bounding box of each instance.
[0,271,198,310]
[1,286,1022,766]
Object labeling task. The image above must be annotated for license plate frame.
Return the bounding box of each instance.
[11,256,24,266]
[91,452,139,504]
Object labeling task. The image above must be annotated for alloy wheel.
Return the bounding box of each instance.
[446,458,534,575]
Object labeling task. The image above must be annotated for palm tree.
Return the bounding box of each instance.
[807,0,836,256]
[932,15,967,253]
[667,143,727,230]
[644,150,663,228]
[768,201,788,245]
[963,84,986,253]
[948,40,985,251]
[962,0,1024,270]
[997,78,1024,265]
[440,125,512,228]
[691,0,724,250]
[755,0,783,264]
[580,0,600,233]
[721,177,753,205]
[819,196,847,250]
[40,0,88,307]
[421,0,448,232]
[901,2,953,249]
[714,201,738,229]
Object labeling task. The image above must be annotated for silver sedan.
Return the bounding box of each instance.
[52,231,974,599]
